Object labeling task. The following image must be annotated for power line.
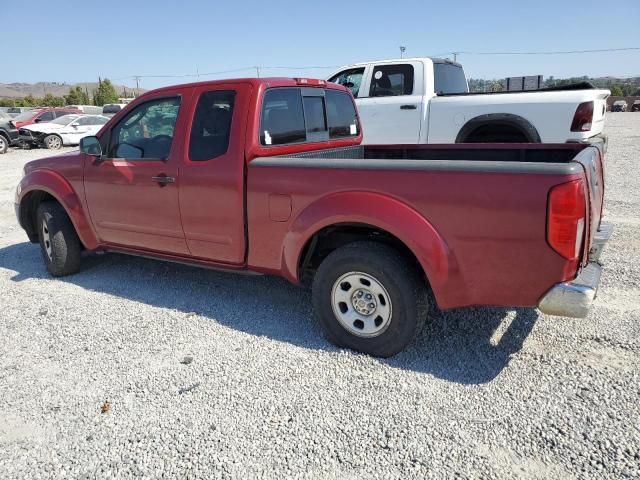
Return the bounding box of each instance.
[432,47,640,57]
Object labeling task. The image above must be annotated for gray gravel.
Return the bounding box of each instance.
[1,116,639,479]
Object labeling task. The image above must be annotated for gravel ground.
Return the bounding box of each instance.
[0,116,639,479]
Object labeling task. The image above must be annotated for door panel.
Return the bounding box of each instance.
[84,95,189,255]
[178,83,252,264]
[355,62,423,144]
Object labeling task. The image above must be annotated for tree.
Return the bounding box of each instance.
[609,85,623,97]
[41,93,65,107]
[92,78,119,106]
[65,86,90,105]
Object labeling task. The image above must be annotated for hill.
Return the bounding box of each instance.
[0,81,143,99]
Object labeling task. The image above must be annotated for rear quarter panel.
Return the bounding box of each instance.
[247,160,583,309]
[428,89,609,143]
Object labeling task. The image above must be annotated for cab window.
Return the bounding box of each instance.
[328,68,365,98]
[189,90,235,161]
[369,64,414,97]
[108,97,180,160]
[260,87,359,146]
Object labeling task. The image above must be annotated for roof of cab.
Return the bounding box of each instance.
[135,77,351,98]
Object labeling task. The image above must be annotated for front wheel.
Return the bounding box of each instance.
[312,241,429,357]
[43,134,63,150]
[36,201,82,276]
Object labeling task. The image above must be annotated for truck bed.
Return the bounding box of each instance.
[247,142,604,311]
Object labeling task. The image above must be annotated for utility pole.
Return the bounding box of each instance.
[255,66,261,78]
[399,46,406,59]
[134,76,141,97]
[453,52,458,62]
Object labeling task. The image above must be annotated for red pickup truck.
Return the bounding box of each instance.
[15,77,612,357]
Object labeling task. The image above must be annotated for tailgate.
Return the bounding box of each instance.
[572,144,605,263]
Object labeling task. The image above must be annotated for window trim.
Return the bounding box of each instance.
[105,94,182,162]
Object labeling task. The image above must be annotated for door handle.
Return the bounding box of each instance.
[400,104,417,110]
[152,174,175,186]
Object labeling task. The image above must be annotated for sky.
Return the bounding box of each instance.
[2,0,639,90]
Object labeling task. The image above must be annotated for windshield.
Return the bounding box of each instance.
[12,110,39,122]
[51,114,80,125]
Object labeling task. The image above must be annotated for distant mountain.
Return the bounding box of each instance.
[0,81,144,98]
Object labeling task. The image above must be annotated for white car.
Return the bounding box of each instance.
[328,58,610,144]
[19,114,109,149]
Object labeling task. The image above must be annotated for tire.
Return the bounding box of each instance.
[43,134,63,150]
[36,201,82,276]
[312,241,429,357]
[0,134,8,154]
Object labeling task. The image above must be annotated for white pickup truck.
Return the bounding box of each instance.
[328,58,610,144]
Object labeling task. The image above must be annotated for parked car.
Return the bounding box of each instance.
[5,106,34,118]
[19,114,109,149]
[612,100,628,112]
[631,100,640,112]
[328,58,610,144]
[10,107,82,129]
[15,77,611,357]
[0,117,19,154]
[102,103,128,117]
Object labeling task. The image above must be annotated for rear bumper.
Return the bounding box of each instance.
[537,221,613,318]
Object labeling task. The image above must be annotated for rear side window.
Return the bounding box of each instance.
[261,87,359,146]
[189,90,235,161]
[433,63,468,94]
[369,64,414,97]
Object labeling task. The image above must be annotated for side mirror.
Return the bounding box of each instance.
[34,118,43,123]
[80,136,102,157]
[71,123,79,128]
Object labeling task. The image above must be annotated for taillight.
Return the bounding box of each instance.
[571,101,594,132]
[547,179,586,260]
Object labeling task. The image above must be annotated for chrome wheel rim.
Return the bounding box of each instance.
[47,136,61,149]
[42,220,52,260]
[331,271,392,337]
[0,137,6,150]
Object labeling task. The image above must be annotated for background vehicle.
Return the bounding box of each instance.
[328,58,610,144]
[66,105,104,115]
[19,114,109,149]
[632,100,640,112]
[5,106,34,118]
[16,78,610,357]
[102,103,128,117]
[0,117,19,154]
[612,100,628,112]
[10,107,81,129]
[0,111,10,121]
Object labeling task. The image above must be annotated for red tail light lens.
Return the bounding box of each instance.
[571,101,594,132]
[547,180,586,260]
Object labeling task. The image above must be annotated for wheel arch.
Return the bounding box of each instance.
[18,170,99,249]
[455,113,541,143]
[281,191,460,309]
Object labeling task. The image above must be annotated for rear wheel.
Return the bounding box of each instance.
[312,241,429,357]
[36,201,82,276]
[0,134,8,154]
[43,134,63,150]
